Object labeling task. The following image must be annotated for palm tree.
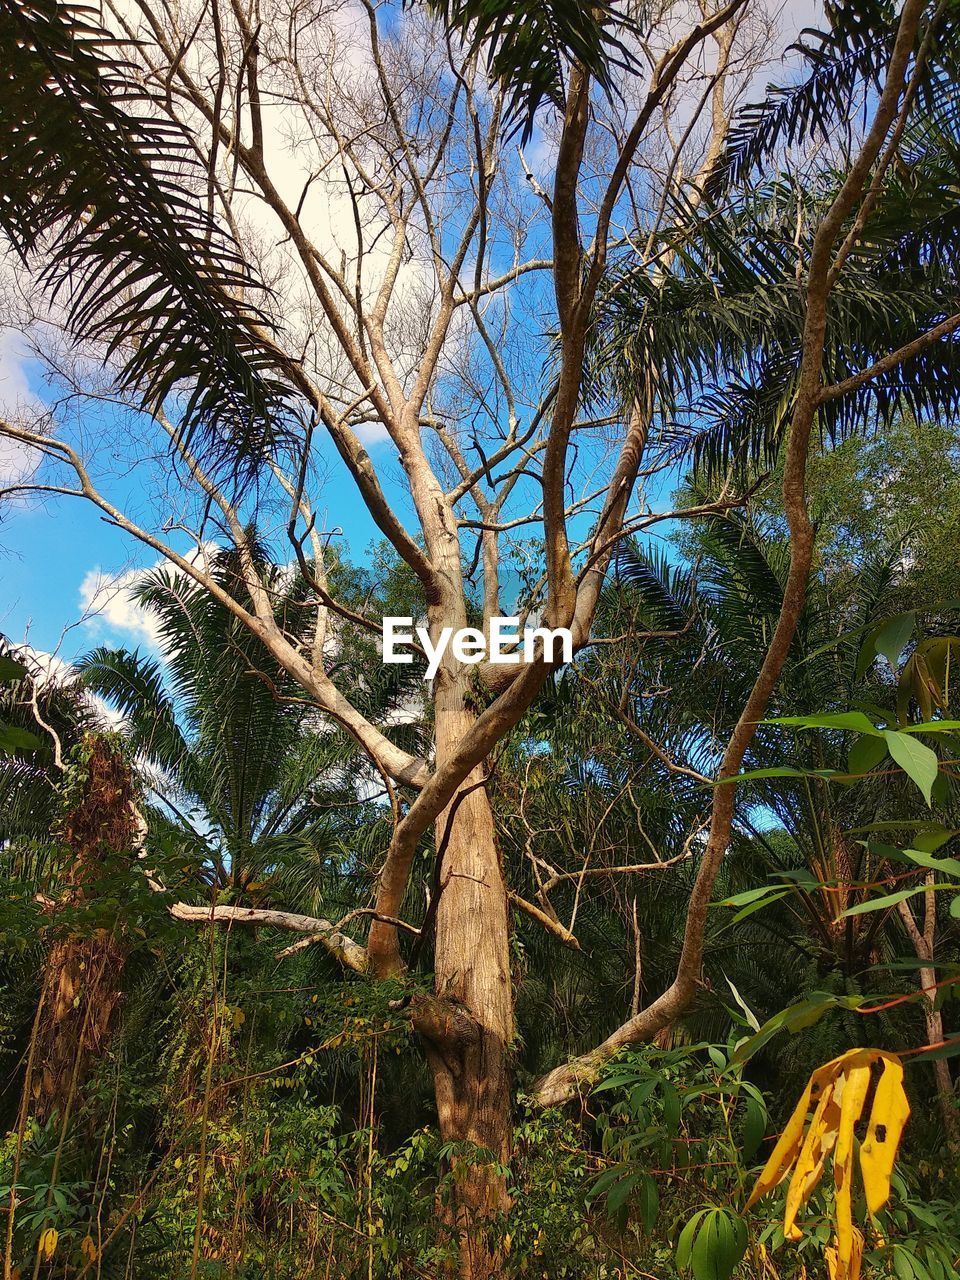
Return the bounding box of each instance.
[76,545,426,916]
[500,510,957,1071]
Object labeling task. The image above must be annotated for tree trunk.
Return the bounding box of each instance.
[897,887,958,1146]
[417,671,513,1280]
[34,734,133,1120]
[917,964,958,1147]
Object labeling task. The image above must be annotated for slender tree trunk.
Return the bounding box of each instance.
[368,438,514,1276]
[414,674,513,1280]
[897,885,958,1146]
[916,963,958,1145]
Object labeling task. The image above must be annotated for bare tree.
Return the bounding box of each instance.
[2,0,958,1271]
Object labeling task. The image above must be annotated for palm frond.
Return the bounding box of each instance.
[709,0,959,193]
[595,164,960,476]
[0,0,293,471]
[420,0,640,141]
[77,647,188,775]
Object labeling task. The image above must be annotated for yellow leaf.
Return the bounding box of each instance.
[80,1235,98,1263]
[503,1233,512,1256]
[748,1050,872,1210]
[834,1064,872,1275]
[747,1076,816,1208]
[747,1053,847,1209]
[747,1048,909,1271]
[860,1054,910,1215]
[38,1227,58,1260]
[825,1243,839,1280]
[784,1079,841,1238]
[834,1064,871,1173]
[826,1227,864,1280]
[850,1226,864,1280]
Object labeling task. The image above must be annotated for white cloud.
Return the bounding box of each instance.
[78,564,165,652]
[78,544,220,654]
[354,420,393,446]
[15,645,72,685]
[0,327,40,414]
[8,642,126,731]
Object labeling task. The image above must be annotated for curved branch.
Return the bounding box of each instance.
[169,902,369,973]
[531,0,929,1107]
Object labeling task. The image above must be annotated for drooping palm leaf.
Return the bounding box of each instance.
[709,0,960,194]
[419,0,640,140]
[75,647,188,776]
[595,158,960,475]
[0,0,292,470]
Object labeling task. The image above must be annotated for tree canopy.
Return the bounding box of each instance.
[1,0,960,1276]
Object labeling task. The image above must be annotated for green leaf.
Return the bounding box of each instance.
[874,614,915,667]
[846,819,949,836]
[742,1096,766,1160]
[883,730,940,805]
[589,1165,627,1198]
[731,992,863,1064]
[765,712,881,735]
[0,656,27,683]
[677,1211,710,1273]
[636,1173,659,1231]
[606,1172,641,1215]
[715,767,837,785]
[719,886,781,908]
[628,1079,658,1117]
[775,867,821,888]
[898,848,960,879]
[0,722,44,753]
[931,773,951,807]
[691,1209,748,1280]
[725,890,792,927]
[894,1246,925,1280]
[912,828,958,853]
[661,1082,681,1135]
[848,733,889,775]
[593,1071,645,1094]
[725,976,761,1032]
[839,886,930,918]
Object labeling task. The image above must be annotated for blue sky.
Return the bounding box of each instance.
[0,379,682,669]
[0,0,823,665]
[0,325,687,669]
[0,343,390,664]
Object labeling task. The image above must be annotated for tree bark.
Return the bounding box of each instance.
[417,670,513,1280]
[34,734,132,1120]
[897,883,958,1146]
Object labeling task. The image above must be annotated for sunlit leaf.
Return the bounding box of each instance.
[883,731,939,805]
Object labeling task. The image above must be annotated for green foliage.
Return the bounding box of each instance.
[710,1,960,194]
[589,1040,764,1257]
[0,0,292,472]
[2,0,960,1272]
[677,1208,748,1280]
[419,0,639,141]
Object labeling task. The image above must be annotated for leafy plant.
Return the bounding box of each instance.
[748,1049,911,1279]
